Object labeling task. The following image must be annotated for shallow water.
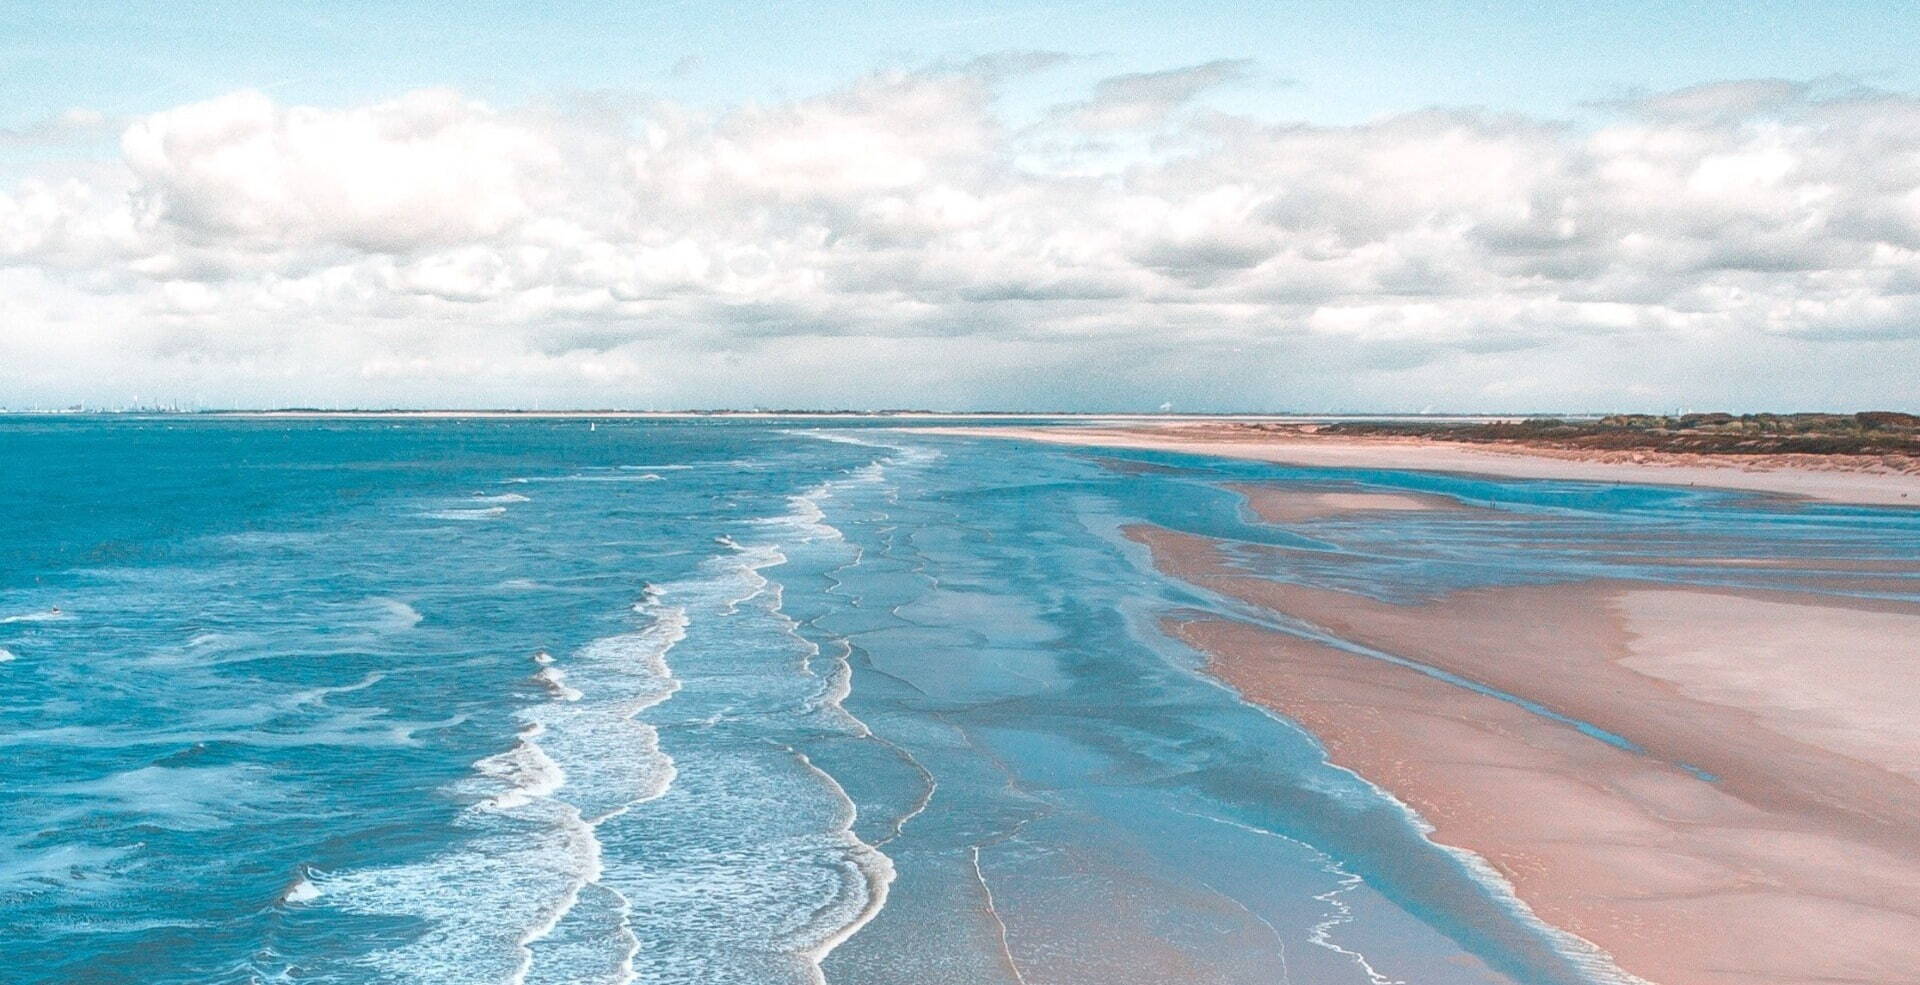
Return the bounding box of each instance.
[3,418,1914,985]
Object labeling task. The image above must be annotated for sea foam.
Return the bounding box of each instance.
[0,609,71,624]
[424,506,509,520]
[283,875,322,904]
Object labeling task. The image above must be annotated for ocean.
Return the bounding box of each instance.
[4,417,1914,985]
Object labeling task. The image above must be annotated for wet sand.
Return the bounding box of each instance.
[1226,482,1476,524]
[911,425,1920,507]
[1134,525,1920,985]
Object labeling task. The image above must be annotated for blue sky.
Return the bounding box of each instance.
[7,0,1916,128]
[3,1,1920,410]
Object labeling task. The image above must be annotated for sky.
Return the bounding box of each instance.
[3,0,1920,411]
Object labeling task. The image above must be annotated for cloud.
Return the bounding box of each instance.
[3,67,1920,410]
[120,89,565,253]
[1050,59,1256,131]
[1608,79,1813,122]
[0,108,120,147]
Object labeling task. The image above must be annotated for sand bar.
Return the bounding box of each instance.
[1224,481,1477,523]
[1135,525,1920,985]
[909,425,1920,507]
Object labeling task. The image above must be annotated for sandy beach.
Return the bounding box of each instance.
[909,424,1920,507]
[1134,523,1920,985]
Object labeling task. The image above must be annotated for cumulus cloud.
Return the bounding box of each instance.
[3,63,1920,410]
[121,89,566,253]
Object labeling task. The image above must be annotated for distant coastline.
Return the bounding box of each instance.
[6,409,1910,441]
[910,420,1920,507]
[12,407,1917,504]
[0,408,1529,421]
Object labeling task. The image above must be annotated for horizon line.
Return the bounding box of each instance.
[4,408,1913,420]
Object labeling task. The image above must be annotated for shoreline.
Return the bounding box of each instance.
[1134,524,1920,985]
[906,425,1920,507]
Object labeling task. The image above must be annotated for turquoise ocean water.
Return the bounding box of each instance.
[3,418,1915,985]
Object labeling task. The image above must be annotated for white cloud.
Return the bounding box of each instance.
[3,63,1920,410]
[121,89,563,253]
